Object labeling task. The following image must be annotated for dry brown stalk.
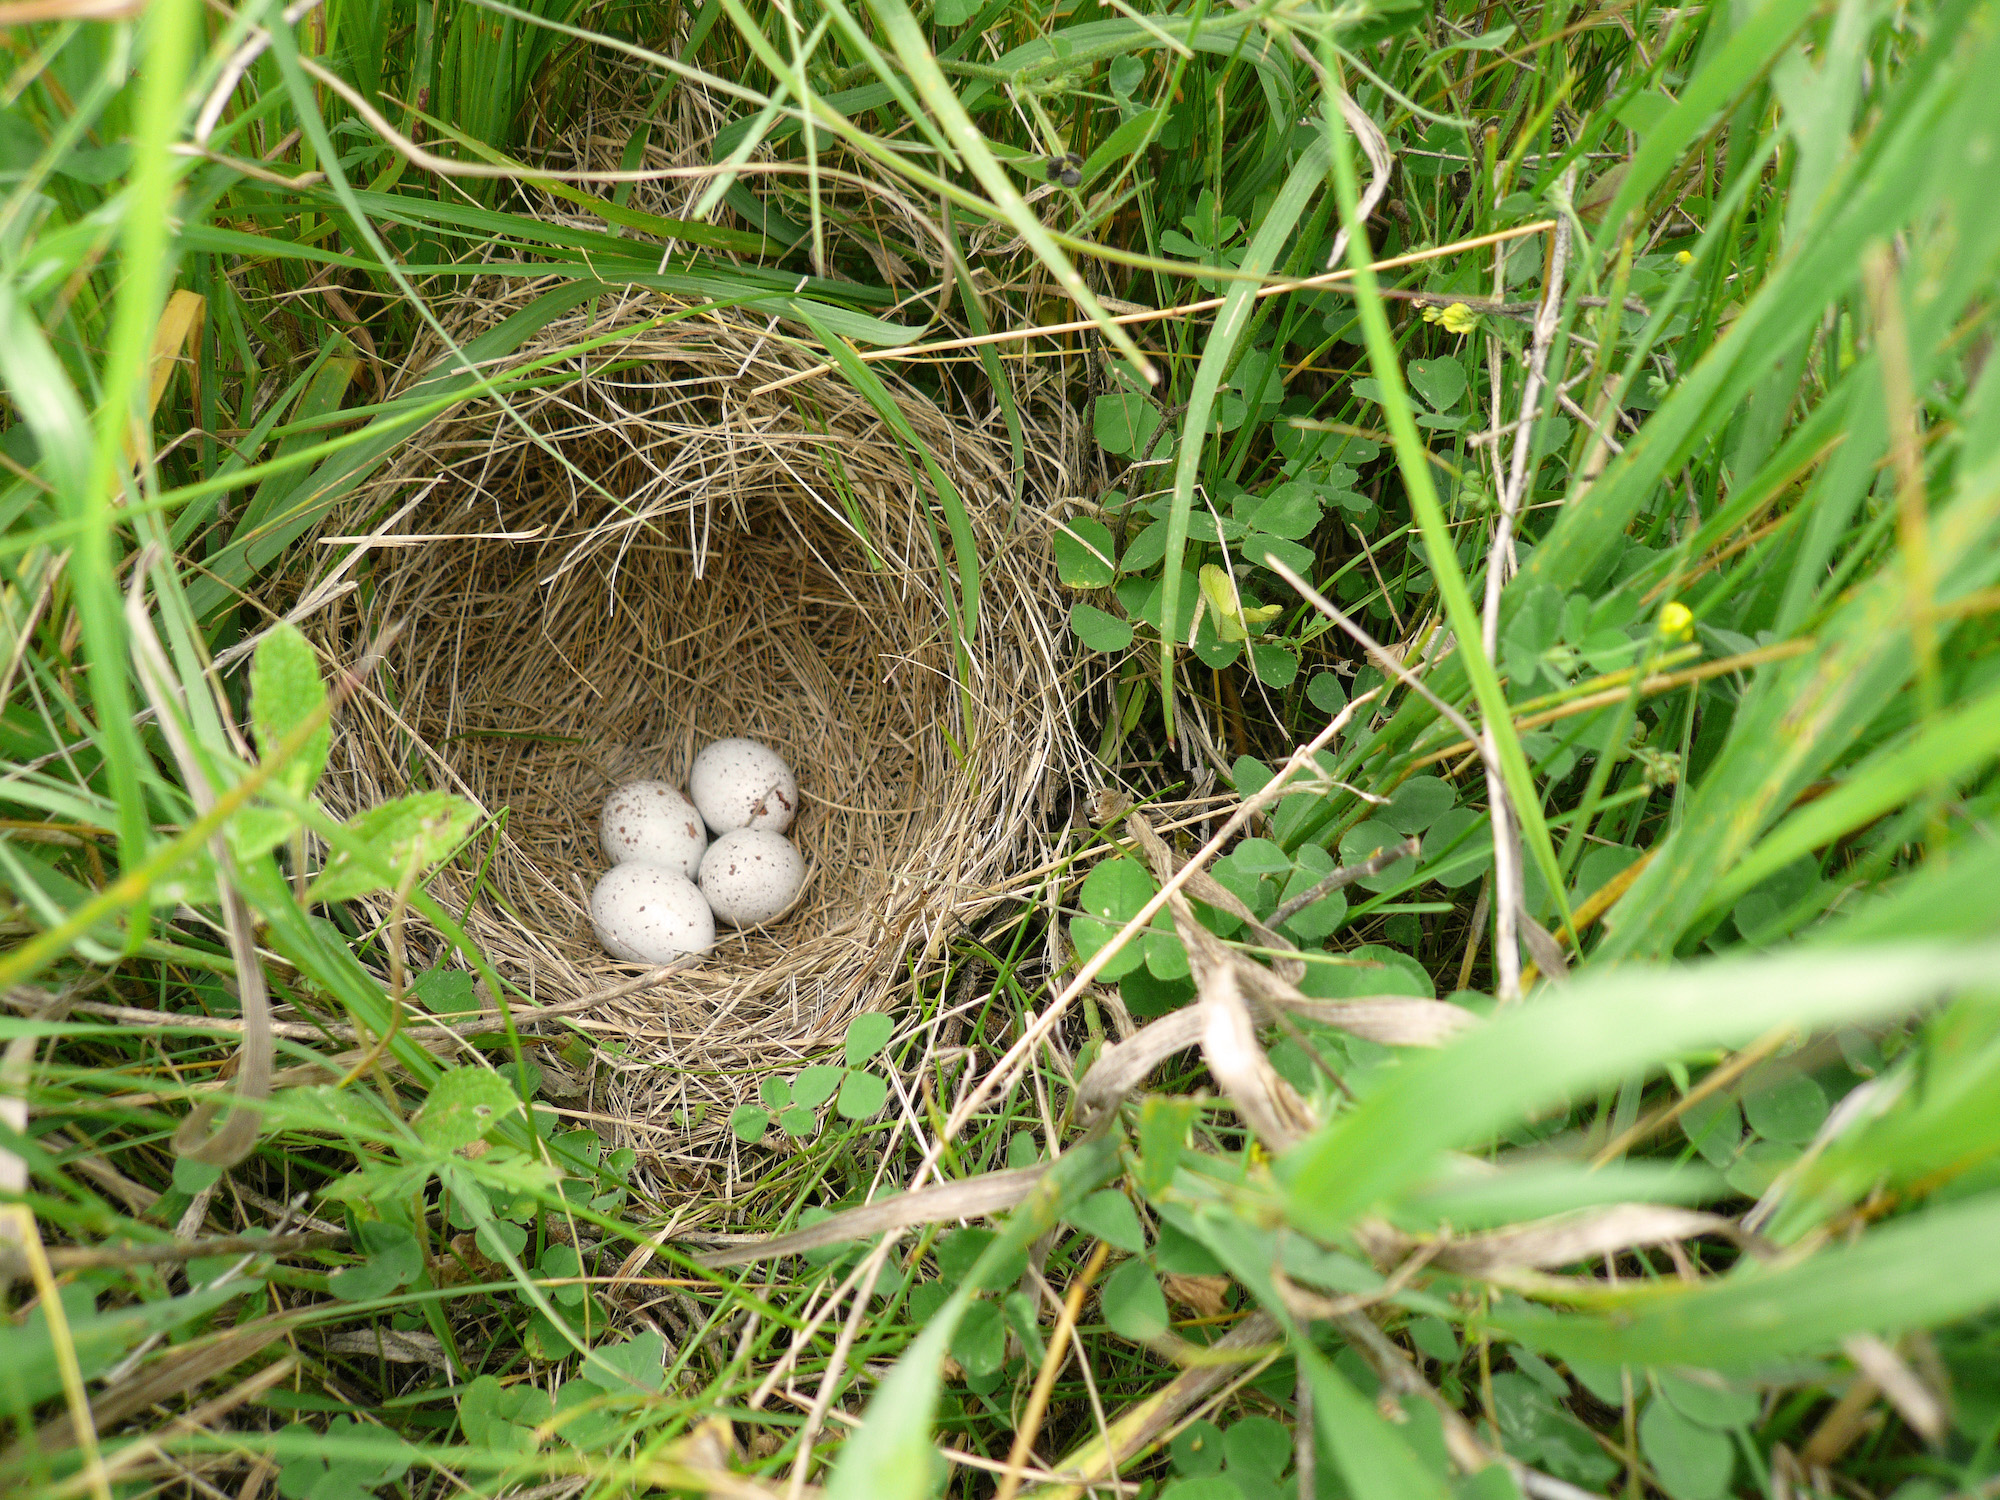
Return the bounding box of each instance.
[996,1239,1114,1500]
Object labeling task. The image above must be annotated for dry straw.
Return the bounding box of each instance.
[303,282,1084,1196]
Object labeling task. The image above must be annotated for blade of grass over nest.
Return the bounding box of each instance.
[1281,945,1999,1239]
[806,315,982,736]
[254,10,677,589]
[1160,137,1329,740]
[178,280,609,619]
[1315,53,1570,941]
[827,1131,1121,1500]
[852,0,1155,381]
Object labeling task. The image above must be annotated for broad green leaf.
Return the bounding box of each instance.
[1100,1257,1170,1341]
[951,1300,1006,1377]
[588,1331,669,1393]
[1248,642,1298,688]
[1406,358,1467,411]
[1065,1189,1147,1252]
[1307,670,1348,714]
[1339,820,1418,893]
[791,1065,845,1109]
[1055,517,1118,587]
[1071,602,1134,653]
[836,1070,889,1120]
[1171,1419,1226,1475]
[1654,1370,1758,1430]
[1248,483,1323,541]
[1222,1415,1292,1481]
[1639,1399,1734,1500]
[1743,1074,1829,1144]
[249,623,330,798]
[327,1221,423,1302]
[1384,776,1455,834]
[1080,856,1157,924]
[1094,392,1162,457]
[844,1012,895,1066]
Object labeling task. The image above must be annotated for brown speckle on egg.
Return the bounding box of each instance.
[600,780,707,876]
[699,829,804,927]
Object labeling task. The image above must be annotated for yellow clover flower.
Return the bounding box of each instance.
[1658,601,1695,640]
[1439,301,1480,335]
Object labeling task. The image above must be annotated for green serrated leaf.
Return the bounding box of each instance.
[250,623,330,799]
[309,792,479,903]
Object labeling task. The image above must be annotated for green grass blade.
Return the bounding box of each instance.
[1281,945,1998,1240]
[1161,136,1329,737]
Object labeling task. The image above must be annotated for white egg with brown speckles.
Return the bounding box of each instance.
[698,829,805,927]
[590,863,715,963]
[600,780,707,877]
[689,738,797,835]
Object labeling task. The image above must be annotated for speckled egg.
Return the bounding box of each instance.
[589,863,715,963]
[689,738,797,835]
[600,780,707,877]
[697,829,805,927]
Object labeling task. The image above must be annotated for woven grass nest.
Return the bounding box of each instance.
[307,285,1082,1191]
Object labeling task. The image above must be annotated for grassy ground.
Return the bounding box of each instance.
[5,0,2000,1497]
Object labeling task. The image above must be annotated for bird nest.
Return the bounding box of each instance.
[303,283,1082,1197]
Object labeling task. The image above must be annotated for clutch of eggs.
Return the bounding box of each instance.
[592,738,805,963]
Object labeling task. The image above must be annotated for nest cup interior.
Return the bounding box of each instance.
[387,484,931,968]
[310,302,1077,1170]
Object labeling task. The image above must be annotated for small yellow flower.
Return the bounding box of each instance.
[1439,301,1479,336]
[1422,304,1441,323]
[1658,601,1694,640]
[1675,249,1694,265]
